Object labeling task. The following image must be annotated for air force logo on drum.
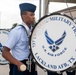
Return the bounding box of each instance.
[45,30,66,52]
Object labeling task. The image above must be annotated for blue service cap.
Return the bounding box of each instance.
[19,3,36,13]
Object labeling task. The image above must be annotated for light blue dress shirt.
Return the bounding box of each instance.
[5,22,30,61]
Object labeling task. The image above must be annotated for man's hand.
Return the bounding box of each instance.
[17,61,26,71]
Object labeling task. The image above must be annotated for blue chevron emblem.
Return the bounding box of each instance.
[45,30,66,52]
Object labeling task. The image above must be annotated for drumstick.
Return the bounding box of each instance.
[20,64,26,71]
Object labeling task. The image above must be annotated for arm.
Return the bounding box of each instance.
[2,46,23,71]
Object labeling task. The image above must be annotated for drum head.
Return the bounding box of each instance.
[0,29,9,64]
[30,13,76,72]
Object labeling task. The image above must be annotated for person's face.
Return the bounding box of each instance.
[23,11,35,25]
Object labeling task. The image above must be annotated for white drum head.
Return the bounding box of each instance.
[30,13,76,72]
[0,29,9,64]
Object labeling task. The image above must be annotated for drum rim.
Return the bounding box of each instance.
[29,12,75,72]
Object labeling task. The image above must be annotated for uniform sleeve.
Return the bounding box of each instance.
[5,28,20,50]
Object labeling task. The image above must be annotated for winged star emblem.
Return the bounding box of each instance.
[45,30,66,52]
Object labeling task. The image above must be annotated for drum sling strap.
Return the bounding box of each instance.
[19,25,38,75]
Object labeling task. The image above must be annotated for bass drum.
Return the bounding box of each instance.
[29,13,76,72]
[0,29,9,65]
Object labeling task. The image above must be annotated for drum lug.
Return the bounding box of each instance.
[33,59,36,62]
[43,69,47,72]
[28,46,30,49]
[57,71,61,74]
